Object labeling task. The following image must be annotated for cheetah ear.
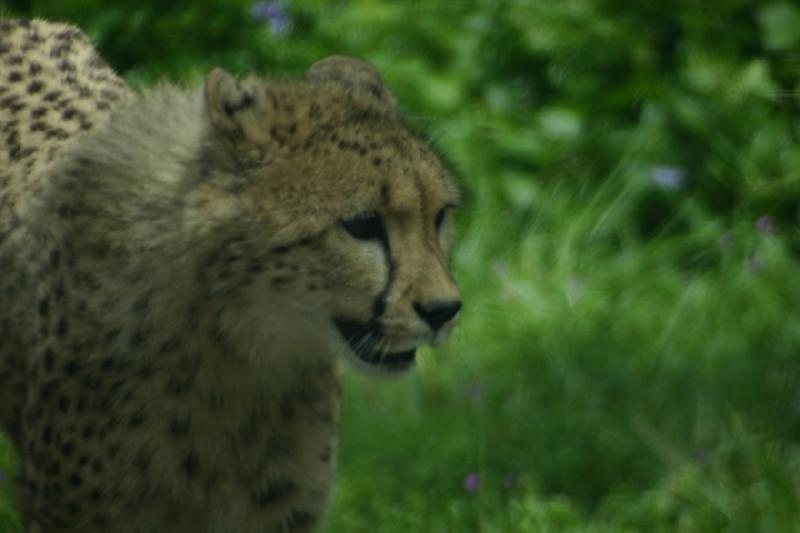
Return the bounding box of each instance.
[305,55,396,109]
[204,68,265,137]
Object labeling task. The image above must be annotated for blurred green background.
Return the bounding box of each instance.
[2,1,800,531]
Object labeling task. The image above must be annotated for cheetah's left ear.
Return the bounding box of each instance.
[305,56,396,109]
[205,68,250,133]
[205,68,274,145]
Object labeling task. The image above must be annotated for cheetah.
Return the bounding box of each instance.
[0,19,462,532]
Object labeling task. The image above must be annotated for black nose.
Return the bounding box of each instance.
[413,300,462,332]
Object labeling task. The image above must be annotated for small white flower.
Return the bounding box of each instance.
[651,166,686,191]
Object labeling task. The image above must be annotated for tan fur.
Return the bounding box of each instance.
[0,19,461,533]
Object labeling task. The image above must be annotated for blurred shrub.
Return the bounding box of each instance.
[2,0,798,258]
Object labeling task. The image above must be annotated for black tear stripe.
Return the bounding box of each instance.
[370,240,394,318]
[333,231,415,368]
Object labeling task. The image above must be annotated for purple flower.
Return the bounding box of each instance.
[755,214,776,235]
[503,473,516,489]
[718,232,733,249]
[651,166,686,191]
[747,256,765,273]
[463,472,480,493]
[251,1,293,35]
[492,260,508,279]
[465,381,483,401]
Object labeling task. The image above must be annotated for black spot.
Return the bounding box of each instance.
[168,416,190,436]
[182,452,199,477]
[251,481,294,507]
[131,294,150,314]
[100,358,114,373]
[91,458,104,474]
[0,95,19,110]
[166,360,195,395]
[134,449,151,472]
[128,412,145,429]
[159,338,179,354]
[81,374,101,390]
[60,441,74,458]
[104,328,121,345]
[58,396,70,413]
[61,108,78,120]
[43,348,54,370]
[45,127,69,140]
[43,90,62,102]
[49,43,69,58]
[280,396,296,421]
[68,473,81,487]
[271,277,289,289]
[137,365,154,379]
[129,328,146,347]
[82,423,95,439]
[27,80,44,94]
[56,317,68,338]
[286,509,316,529]
[45,460,59,476]
[320,445,332,463]
[64,360,80,375]
[41,424,53,444]
[38,297,50,317]
[54,280,65,300]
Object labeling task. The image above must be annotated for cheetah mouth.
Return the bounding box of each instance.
[334,319,417,371]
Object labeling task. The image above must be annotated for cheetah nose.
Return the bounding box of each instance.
[413,300,462,332]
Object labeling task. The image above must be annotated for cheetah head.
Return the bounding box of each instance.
[196,56,461,373]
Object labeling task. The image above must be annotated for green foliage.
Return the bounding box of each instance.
[1,0,799,531]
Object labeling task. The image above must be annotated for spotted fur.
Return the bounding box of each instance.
[0,19,461,532]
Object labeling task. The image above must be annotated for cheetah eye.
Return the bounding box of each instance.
[434,208,447,232]
[435,204,456,232]
[341,213,386,242]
